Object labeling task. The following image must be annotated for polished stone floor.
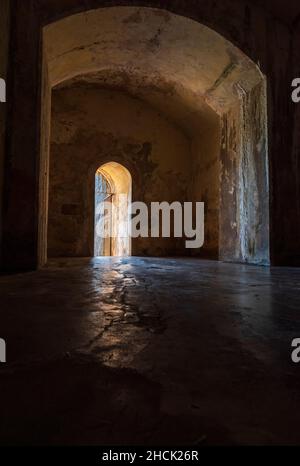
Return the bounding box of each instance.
[0,257,300,445]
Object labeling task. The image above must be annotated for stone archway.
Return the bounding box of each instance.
[8,0,298,271]
[41,6,269,265]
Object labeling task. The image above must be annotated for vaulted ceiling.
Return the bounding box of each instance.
[44,6,264,139]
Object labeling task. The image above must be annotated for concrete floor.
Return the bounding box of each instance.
[0,257,300,445]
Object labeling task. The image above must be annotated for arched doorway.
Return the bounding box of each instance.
[94,162,132,257]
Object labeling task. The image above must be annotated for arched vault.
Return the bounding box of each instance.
[40,7,269,266]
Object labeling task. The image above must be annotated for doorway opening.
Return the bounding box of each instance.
[94,162,132,257]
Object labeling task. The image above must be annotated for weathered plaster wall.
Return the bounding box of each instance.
[191,120,221,259]
[44,7,266,264]
[220,80,269,265]
[219,104,241,262]
[48,87,201,257]
[239,80,269,265]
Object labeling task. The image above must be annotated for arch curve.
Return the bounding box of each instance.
[41,6,269,265]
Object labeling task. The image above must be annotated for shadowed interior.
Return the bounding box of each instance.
[41,7,269,265]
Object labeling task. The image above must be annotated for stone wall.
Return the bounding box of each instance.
[49,87,208,257]
[191,120,221,259]
[2,0,300,269]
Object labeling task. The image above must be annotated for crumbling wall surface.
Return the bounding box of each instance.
[219,106,240,263]
[192,118,221,259]
[220,80,270,265]
[48,88,193,257]
[241,80,269,265]
[220,80,269,265]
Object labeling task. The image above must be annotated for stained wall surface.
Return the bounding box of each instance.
[49,87,220,257]
[45,7,266,263]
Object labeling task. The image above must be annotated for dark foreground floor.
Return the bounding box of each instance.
[0,257,300,445]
